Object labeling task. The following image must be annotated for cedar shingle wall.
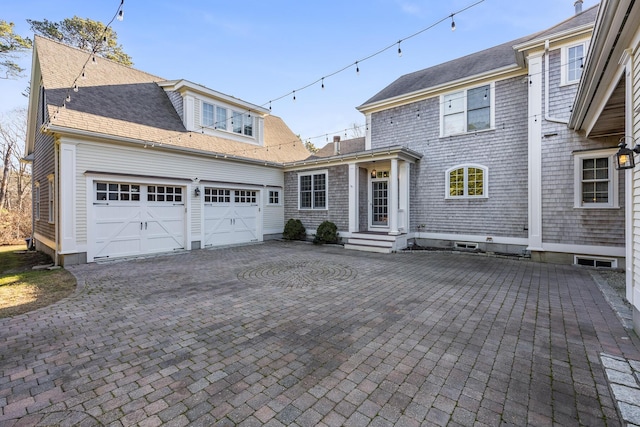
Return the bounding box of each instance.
[284,165,349,232]
[541,49,624,247]
[33,86,56,243]
[370,76,529,238]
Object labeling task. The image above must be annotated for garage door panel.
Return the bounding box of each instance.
[203,188,259,247]
[89,182,186,261]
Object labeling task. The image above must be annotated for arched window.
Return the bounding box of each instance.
[445,164,488,199]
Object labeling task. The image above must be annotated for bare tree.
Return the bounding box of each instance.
[0,108,31,243]
[350,122,364,138]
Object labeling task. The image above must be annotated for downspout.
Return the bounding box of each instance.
[544,40,570,124]
[54,139,59,267]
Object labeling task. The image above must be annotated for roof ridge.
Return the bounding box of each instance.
[34,34,166,82]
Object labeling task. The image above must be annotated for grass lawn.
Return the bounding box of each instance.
[0,245,76,318]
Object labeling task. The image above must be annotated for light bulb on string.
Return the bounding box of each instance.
[73,84,78,92]
[117,9,124,21]
[397,41,402,57]
[293,90,296,102]
[81,71,86,80]
[356,61,360,75]
[321,78,325,90]
[450,15,456,31]
[65,94,71,103]
[92,55,97,65]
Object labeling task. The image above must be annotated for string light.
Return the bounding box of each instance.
[397,41,402,57]
[451,15,456,31]
[356,61,360,75]
[73,84,78,92]
[321,78,325,90]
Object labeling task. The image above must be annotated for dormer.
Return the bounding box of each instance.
[158,79,269,146]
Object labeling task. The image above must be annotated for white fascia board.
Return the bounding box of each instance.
[25,46,42,156]
[513,24,594,53]
[47,125,283,169]
[580,64,626,137]
[357,65,523,114]
[159,79,269,116]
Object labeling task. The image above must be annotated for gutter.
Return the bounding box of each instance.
[544,40,569,124]
[283,145,423,169]
[44,124,285,169]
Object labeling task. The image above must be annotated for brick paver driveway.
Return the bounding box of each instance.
[2,242,640,426]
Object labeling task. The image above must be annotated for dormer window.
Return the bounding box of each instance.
[203,102,253,137]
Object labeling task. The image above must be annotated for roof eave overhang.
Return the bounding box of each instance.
[513,24,595,68]
[357,64,524,114]
[569,0,638,133]
[158,79,270,116]
[283,146,423,171]
[25,44,43,156]
[44,124,284,168]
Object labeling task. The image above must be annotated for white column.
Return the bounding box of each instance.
[365,113,372,150]
[348,163,358,233]
[59,141,77,254]
[400,162,410,232]
[527,53,543,251]
[389,158,399,235]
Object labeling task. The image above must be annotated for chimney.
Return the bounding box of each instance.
[574,0,583,14]
[333,135,341,155]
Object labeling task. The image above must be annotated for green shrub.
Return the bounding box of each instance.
[313,221,339,244]
[283,219,306,241]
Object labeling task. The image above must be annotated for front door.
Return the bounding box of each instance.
[371,180,389,227]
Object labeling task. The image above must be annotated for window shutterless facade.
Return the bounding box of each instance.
[202,102,253,136]
[268,190,280,205]
[299,171,327,210]
[562,42,586,85]
[441,83,494,137]
[573,150,618,208]
[445,165,488,199]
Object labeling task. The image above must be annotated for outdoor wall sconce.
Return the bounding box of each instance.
[194,187,200,197]
[615,136,640,170]
[371,169,377,178]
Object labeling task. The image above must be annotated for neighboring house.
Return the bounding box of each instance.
[285,3,626,265]
[568,0,640,331]
[25,36,310,265]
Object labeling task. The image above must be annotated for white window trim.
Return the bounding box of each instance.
[201,100,255,139]
[440,83,495,137]
[573,149,619,209]
[34,182,40,221]
[560,41,589,86]
[445,164,489,199]
[267,189,281,206]
[298,170,328,210]
[47,174,54,224]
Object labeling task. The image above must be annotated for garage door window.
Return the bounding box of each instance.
[148,186,183,202]
[205,188,231,203]
[96,182,140,201]
[236,190,257,204]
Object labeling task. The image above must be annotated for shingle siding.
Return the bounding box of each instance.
[166,90,184,122]
[33,86,56,244]
[541,49,625,247]
[370,76,529,237]
[284,165,349,232]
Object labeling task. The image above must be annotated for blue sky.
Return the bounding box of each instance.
[2,0,599,148]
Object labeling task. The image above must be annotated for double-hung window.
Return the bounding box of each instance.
[299,171,327,210]
[574,150,618,208]
[441,84,493,136]
[562,42,587,85]
[445,164,488,199]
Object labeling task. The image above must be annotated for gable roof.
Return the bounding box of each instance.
[359,5,599,109]
[33,36,310,164]
[313,137,366,158]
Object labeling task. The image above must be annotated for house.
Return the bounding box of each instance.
[25,35,310,265]
[285,3,626,266]
[568,0,640,331]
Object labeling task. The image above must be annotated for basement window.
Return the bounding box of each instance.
[454,242,478,250]
[574,256,616,268]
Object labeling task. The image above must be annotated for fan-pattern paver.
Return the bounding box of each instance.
[1,242,639,426]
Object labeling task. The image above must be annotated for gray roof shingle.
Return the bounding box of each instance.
[360,5,599,108]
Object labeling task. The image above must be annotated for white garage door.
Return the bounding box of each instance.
[90,182,185,260]
[204,188,259,247]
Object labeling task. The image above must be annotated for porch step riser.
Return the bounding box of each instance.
[347,238,394,248]
[350,234,398,242]
[344,244,393,254]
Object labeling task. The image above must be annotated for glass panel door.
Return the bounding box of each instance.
[372,181,388,226]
